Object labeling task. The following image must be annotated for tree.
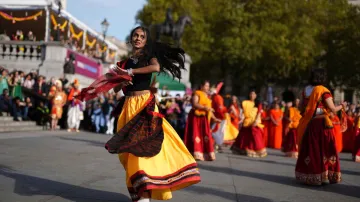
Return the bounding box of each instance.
[319,1,360,88]
[136,0,360,94]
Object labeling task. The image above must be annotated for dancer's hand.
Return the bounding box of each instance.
[121,81,133,86]
[115,68,128,76]
[204,106,214,112]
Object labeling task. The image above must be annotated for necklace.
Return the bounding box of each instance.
[129,55,139,64]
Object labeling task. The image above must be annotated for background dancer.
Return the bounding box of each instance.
[282,98,301,158]
[107,26,200,202]
[296,68,347,185]
[211,82,227,153]
[353,108,360,162]
[231,89,267,158]
[184,80,220,161]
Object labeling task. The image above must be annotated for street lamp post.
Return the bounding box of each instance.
[101,18,109,63]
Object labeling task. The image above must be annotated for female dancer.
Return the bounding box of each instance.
[282,98,301,158]
[106,26,200,202]
[268,102,283,149]
[231,89,267,158]
[296,68,347,185]
[353,108,360,162]
[184,80,220,161]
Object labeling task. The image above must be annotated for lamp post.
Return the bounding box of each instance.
[101,18,109,63]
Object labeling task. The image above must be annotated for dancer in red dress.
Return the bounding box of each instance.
[282,98,301,158]
[231,89,267,158]
[184,81,221,161]
[296,68,347,185]
[352,108,360,162]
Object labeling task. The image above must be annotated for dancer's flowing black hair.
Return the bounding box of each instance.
[129,26,186,80]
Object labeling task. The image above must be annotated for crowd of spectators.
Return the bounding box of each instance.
[0,67,193,138]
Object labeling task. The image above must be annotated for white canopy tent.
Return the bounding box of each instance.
[0,0,119,50]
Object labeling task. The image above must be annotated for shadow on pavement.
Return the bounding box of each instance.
[228,155,295,167]
[58,137,106,147]
[198,164,360,199]
[0,167,130,202]
[185,185,273,201]
[228,155,360,176]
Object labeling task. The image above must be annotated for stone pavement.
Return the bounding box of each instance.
[0,131,359,202]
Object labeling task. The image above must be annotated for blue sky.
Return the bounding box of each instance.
[67,0,146,41]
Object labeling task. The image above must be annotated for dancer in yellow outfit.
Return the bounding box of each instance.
[105,26,200,202]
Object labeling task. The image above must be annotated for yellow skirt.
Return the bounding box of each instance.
[223,114,239,144]
[117,93,201,201]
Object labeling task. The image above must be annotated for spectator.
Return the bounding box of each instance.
[34,101,50,126]
[0,89,13,116]
[23,73,34,89]
[27,31,36,41]
[0,68,9,95]
[13,96,26,121]
[91,102,105,133]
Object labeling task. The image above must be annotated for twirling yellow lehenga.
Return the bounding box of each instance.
[116,93,201,201]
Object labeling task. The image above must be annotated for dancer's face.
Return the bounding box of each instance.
[295,99,300,107]
[201,82,210,93]
[131,28,147,49]
[232,96,237,103]
[249,91,256,101]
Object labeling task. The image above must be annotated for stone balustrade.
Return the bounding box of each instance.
[0,41,97,87]
[0,41,46,61]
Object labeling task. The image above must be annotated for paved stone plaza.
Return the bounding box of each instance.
[0,131,359,202]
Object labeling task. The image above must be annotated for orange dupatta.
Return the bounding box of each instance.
[194,90,212,122]
[242,100,263,128]
[289,107,302,129]
[297,85,332,147]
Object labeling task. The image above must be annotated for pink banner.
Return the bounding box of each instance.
[66,49,102,79]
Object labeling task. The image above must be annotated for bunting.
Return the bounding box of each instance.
[0,11,43,23]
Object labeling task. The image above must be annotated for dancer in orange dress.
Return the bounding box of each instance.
[353,108,360,162]
[331,113,343,153]
[184,80,221,161]
[48,80,67,130]
[282,98,301,158]
[296,68,346,185]
[269,102,283,149]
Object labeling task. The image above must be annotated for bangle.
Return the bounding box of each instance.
[127,68,134,76]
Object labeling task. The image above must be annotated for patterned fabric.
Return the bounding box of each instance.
[184,110,215,161]
[128,163,200,201]
[295,118,341,185]
[76,60,132,102]
[105,94,164,157]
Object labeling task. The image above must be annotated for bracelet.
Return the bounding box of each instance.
[127,68,134,76]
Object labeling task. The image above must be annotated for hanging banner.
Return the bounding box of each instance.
[67,49,102,79]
